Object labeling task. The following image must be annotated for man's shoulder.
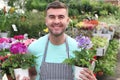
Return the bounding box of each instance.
[31,35,48,45]
[67,36,77,44]
[67,35,78,49]
[28,35,48,49]
[37,34,48,43]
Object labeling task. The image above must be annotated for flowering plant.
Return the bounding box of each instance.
[0,35,36,79]
[75,19,99,30]
[63,35,96,68]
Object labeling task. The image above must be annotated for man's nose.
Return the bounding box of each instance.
[54,18,60,23]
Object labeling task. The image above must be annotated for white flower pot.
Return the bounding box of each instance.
[14,68,29,80]
[0,32,8,38]
[2,74,8,80]
[74,66,84,80]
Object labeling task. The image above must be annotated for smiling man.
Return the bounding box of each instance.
[27,1,97,80]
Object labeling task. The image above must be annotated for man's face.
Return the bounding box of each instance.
[45,8,69,37]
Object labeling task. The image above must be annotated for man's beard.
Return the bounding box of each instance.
[49,27,66,37]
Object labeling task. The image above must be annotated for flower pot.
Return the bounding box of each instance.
[97,71,104,76]
[21,16,26,22]
[0,32,8,38]
[29,66,37,79]
[7,75,13,80]
[14,68,29,80]
[74,66,84,80]
[2,74,13,80]
[108,30,115,40]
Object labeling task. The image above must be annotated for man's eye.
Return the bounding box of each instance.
[49,16,55,19]
[59,16,64,19]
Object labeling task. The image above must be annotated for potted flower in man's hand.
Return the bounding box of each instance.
[63,35,96,79]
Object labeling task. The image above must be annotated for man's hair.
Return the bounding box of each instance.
[45,0,68,12]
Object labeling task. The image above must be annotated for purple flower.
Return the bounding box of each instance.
[8,38,17,43]
[10,42,27,54]
[0,42,11,51]
[75,35,93,49]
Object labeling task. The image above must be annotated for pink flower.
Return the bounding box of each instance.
[23,38,36,46]
[0,38,9,43]
[10,42,27,54]
[14,35,24,40]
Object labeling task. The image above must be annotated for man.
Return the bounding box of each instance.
[18,1,97,80]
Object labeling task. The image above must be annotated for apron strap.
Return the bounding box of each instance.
[65,37,70,58]
[42,37,49,62]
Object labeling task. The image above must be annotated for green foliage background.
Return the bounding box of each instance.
[3,0,119,38]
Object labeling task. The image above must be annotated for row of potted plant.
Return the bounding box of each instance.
[94,39,119,77]
[0,33,119,79]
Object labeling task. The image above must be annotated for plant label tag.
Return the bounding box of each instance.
[2,74,8,80]
[90,61,95,71]
[95,14,98,19]
[12,24,18,31]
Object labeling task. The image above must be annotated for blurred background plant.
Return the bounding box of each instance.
[0,0,120,38]
[0,0,120,79]
[0,6,10,32]
[94,39,119,76]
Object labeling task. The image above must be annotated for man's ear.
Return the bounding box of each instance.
[67,17,70,22]
[45,23,48,26]
[67,17,70,26]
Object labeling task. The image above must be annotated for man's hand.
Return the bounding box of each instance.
[16,75,30,80]
[79,68,97,80]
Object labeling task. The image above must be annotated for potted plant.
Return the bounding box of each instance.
[0,7,11,37]
[91,36,109,56]
[0,36,37,79]
[63,35,96,79]
[0,6,17,37]
[94,39,119,77]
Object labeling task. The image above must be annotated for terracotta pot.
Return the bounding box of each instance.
[7,75,14,80]
[29,67,37,79]
[21,16,26,22]
[97,71,104,76]
[29,67,37,76]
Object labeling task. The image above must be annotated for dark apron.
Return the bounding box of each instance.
[40,37,73,80]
